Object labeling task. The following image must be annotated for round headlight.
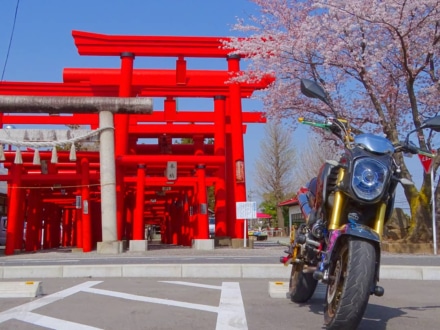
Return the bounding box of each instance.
[352,158,388,200]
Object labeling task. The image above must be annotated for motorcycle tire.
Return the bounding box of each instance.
[289,262,318,303]
[324,237,376,330]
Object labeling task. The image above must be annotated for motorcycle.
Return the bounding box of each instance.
[280,79,439,329]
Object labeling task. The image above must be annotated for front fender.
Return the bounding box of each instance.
[341,223,381,242]
[324,223,382,281]
[326,223,380,258]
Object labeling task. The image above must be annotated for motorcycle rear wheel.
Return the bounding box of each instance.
[324,238,376,330]
[289,262,318,303]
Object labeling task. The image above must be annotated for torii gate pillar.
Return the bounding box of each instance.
[98,110,121,253]
[228,55,247,239]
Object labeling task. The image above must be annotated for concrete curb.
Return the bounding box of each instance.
[0,264,439,280]
[379,265,440,280]
[0,281,43,298]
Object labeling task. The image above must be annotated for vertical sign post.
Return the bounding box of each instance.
[418,153,436,255]
[431,165,437,255]
[236,201,257,247]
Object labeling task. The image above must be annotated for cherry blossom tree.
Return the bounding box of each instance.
[224,0,440,242]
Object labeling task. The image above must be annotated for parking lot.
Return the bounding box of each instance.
[0,278,439,330]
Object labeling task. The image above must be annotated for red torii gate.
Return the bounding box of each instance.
[70,30,273,248]
[0,30,273,254]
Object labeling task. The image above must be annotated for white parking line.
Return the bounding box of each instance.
[161,280,222,290]
[0,281,102,329]
[217,282,248,330]
[162,280,248,329]
[83,286,219,313]
[20,311,101,330]
[0,280,248,329]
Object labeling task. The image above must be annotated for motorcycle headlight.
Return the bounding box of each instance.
[352,158,388,201]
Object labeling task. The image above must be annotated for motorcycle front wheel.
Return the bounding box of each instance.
[289,262,318,303]
[324,237,376,330]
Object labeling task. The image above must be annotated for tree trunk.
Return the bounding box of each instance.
[407,193,432,242]
[277,207,284,232]
[397,153,433,243]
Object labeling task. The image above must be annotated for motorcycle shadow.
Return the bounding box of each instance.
[302,284,408,330]
[358,304,407,330]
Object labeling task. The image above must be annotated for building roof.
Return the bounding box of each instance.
[256,212,272,219]
[278,197,298,207]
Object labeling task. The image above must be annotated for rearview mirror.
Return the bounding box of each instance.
[300,79,331,106]
[420,116,440,132]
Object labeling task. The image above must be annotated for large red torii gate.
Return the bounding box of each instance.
[69,30,273,249]
[0,30,273,254]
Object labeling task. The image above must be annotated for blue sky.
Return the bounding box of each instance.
[1,0,261,79]
[0,0,269,201]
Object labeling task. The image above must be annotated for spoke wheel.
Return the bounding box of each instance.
[325,244,348,319]
[289,261,318,303]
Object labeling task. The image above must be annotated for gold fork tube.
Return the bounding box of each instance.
[374,202,387,239]
[328,169,346,230]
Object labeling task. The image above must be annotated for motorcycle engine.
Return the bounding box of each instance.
[311,220,325,239]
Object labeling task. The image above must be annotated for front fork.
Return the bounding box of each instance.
[320,167,385,280]
[318,201,387,297]
[316,202,386,278]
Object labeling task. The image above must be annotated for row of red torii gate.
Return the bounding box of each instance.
[0,30,273,255]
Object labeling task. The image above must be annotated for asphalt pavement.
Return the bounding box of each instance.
[1,238,438,330]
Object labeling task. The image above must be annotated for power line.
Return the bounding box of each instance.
[1,0,21,81]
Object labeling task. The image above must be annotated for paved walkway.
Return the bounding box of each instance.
[0,237,439,280]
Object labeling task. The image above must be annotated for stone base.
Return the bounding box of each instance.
[192,239,214,250]
[97,241,123,254]
[382,242,438,254]
[214,236,232,247]
[231,238,253,249]
[0,281,43,298]
[268,281,289,299]
[129,240,148,252]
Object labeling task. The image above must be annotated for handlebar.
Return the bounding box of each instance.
[397,141,436,158]
[298,117,352,142]
[300,117,437,159]
[417,149,436,158]
[298,117,331,129]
